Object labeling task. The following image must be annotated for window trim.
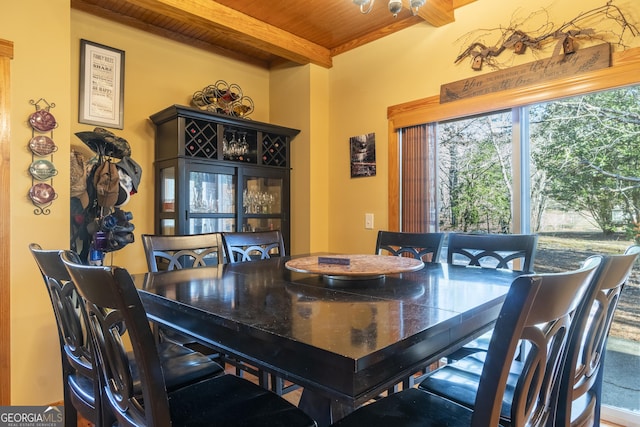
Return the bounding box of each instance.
[386,46,640,231]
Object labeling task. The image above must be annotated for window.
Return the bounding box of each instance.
[437,111,513,234]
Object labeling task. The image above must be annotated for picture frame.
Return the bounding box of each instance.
[79,39,125,129]
[350,133,376,178]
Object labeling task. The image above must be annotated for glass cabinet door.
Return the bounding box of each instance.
[159,166,176,234]
[189,170,235,214]
[242,175,283,232]
[161,167,176,212]
[188,168,236,234]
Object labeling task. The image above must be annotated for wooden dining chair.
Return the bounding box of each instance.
[418,248,639,427]
[555,245,640,427]
[140,232,233,358]
[417,255,602,426]
[141,232,224,271]
[374,231,445,389]
[444,232,539,363]
[29,244,106,427]
[60,251,317,427]
[375,231,444,263]
[30,244,226,426]
[141,232,228,355]
[220,229,297,394]
[446,232,538,273]
[142,232,281,387]
[330,261,598,427]
[222,230,285,263]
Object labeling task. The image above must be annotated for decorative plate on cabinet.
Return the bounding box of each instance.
[29,159,58,180]
[28,135,58,156]
[28,109,57,132]
[29,183,57,204]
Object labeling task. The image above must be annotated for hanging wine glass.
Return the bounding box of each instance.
[223,132,229,158]
[229,130,238,158]
[240,132,249,155]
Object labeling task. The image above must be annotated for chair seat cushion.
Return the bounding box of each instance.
[67,372,96,406]
[418,352,523,423]
[67,372,98,422]
[330,388,475,427]
[168,374,316,427]
[130,342,224,393]
[447,331,493,361]
[159,327,199,346]
[158,341,225,390]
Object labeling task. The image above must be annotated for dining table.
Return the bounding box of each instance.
[133,254,521,426]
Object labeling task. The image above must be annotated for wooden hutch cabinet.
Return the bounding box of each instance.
[149,105,299,251]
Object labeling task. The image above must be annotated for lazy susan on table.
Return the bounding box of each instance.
[285,254,424,280]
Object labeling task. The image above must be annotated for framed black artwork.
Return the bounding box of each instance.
[350,133,376,177]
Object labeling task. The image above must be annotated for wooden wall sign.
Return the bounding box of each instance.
[440,43,611,103]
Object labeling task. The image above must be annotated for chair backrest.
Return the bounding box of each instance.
[447,232,538,273]
[29,244,92,375]
[61,250,172,427]
[29,244,104,424]
[375,231,444,262]
[141,232,224,271]
[555,246,639,427]
[222,230,285,263]
[470,260,598,427]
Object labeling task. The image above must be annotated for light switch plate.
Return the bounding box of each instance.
[365,213,374,229]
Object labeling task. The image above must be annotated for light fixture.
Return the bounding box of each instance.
[388,0,402,16]
[353,0,426,17]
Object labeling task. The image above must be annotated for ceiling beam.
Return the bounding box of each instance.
[417,0,455,27]
[124,0,333,68]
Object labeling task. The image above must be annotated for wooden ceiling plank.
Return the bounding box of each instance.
[416,0,454,27]
[124,0,333,67]
[331,16,422,57]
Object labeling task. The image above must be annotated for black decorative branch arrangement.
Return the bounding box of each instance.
[456,1,638,70]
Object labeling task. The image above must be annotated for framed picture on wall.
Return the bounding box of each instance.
[78,39,125,129]
[350,132,376,178]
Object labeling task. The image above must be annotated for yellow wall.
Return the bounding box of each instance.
[3,0,72,407]
[270,63,330,254]
[2,0,639,406]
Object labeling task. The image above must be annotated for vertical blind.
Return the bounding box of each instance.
[400,123,437,233]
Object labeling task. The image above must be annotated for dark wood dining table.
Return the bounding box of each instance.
[133,255,521,426]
